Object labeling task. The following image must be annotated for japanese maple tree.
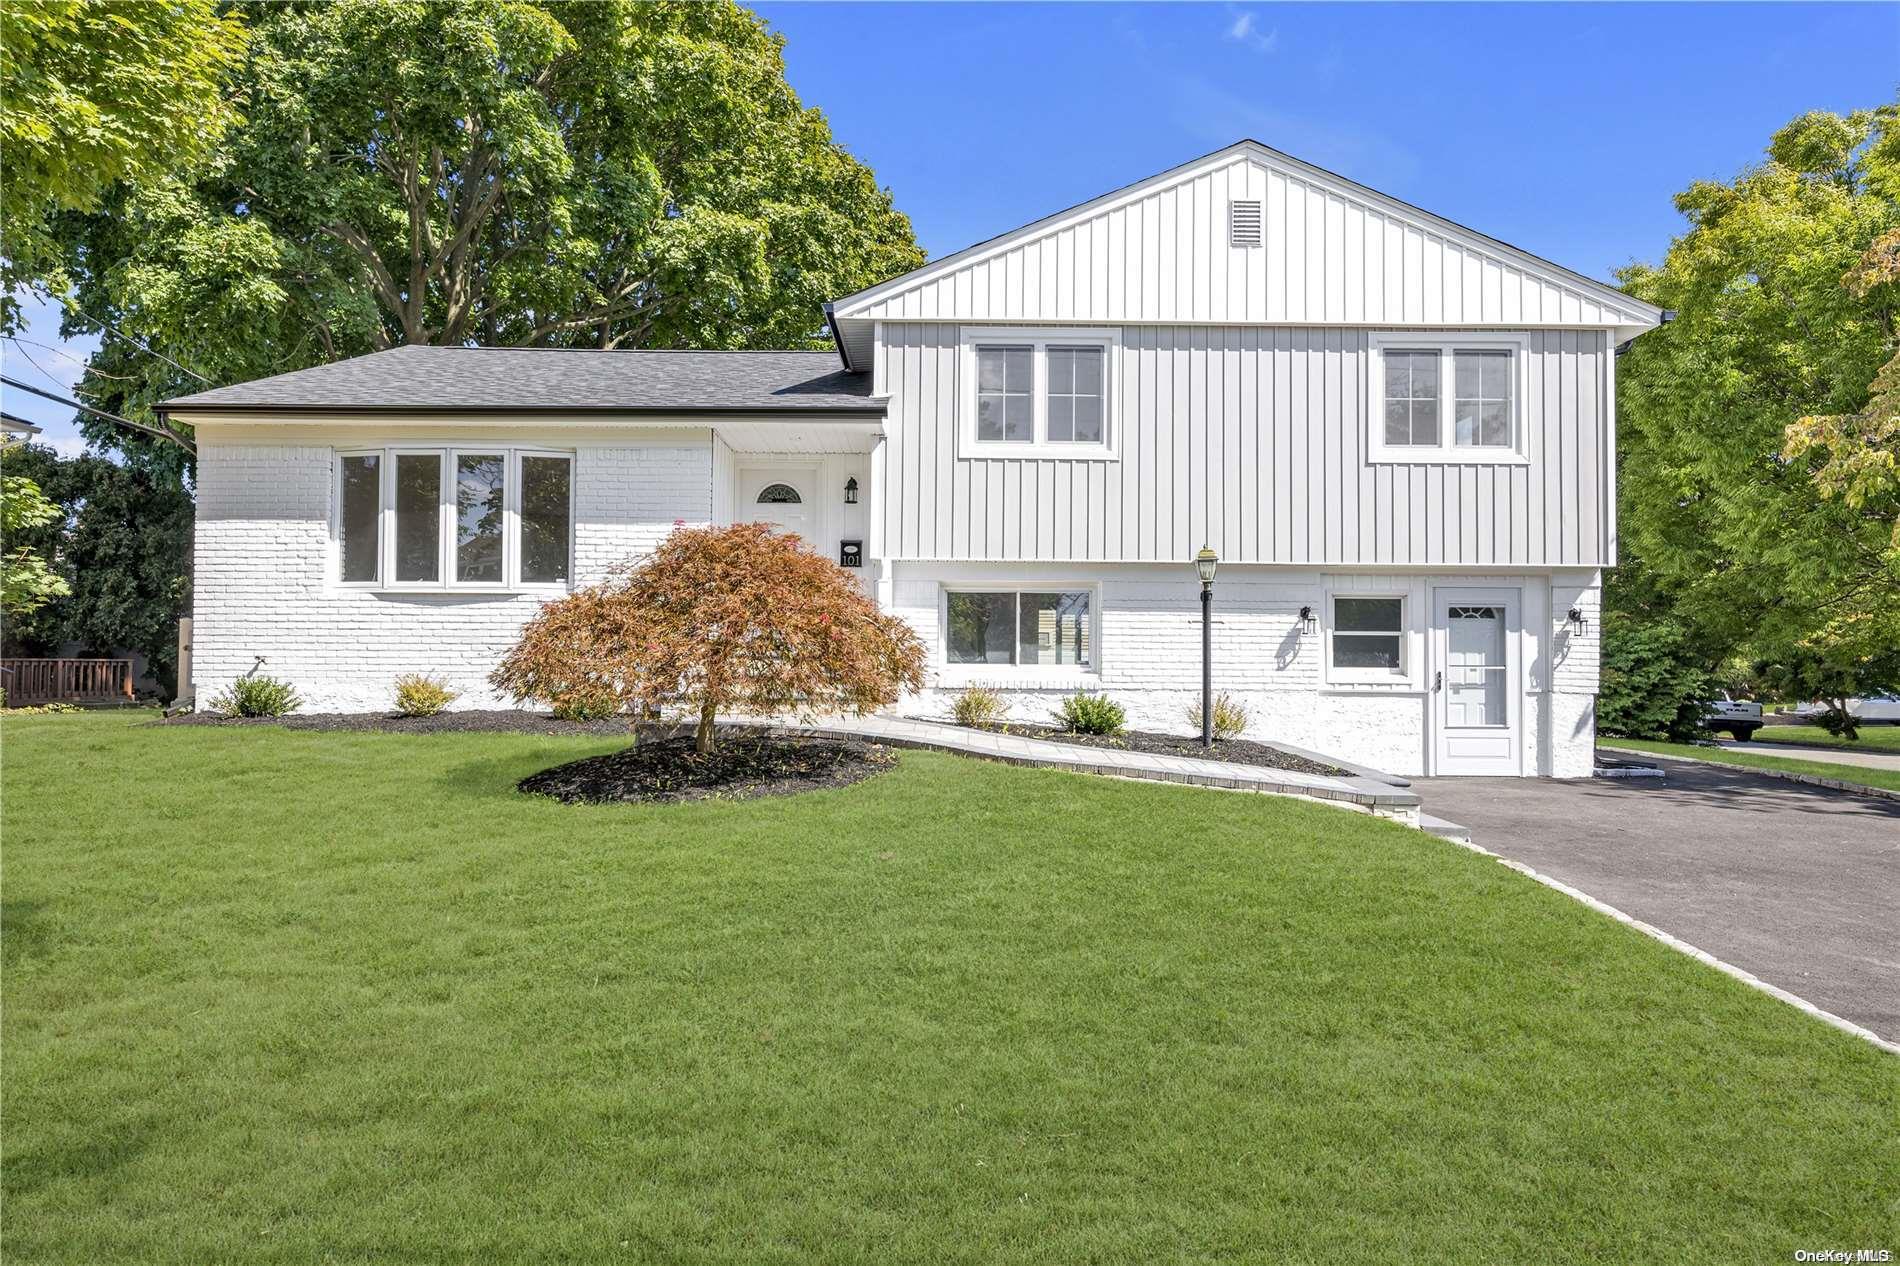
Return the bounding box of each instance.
[492,523,925,753]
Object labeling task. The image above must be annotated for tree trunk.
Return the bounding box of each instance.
[695,701,718,755]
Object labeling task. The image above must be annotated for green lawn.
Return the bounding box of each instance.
[1605,737,1900,794]
[5,712,1896,1263]
[1756,722,1900,754]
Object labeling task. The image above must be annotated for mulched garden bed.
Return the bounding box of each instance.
[960,720,1348,777]
[518,735,896,805]
[158,709,631,737]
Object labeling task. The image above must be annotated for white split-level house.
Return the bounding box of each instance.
[161,141,1664,777]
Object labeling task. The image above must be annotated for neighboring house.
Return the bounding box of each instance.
[160,140,1663,776]
[2,411,44,446]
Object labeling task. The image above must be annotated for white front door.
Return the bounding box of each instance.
[740,468,813,542]
[1432,588,1521,776]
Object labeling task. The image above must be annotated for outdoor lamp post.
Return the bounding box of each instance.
[1195,545,1219,748]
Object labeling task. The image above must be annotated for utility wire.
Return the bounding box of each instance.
[70,308,212,385]
[0,375,195,455]
[4,334,140,382]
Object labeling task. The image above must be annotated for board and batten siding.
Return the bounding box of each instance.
[875,323,1610,568]
[845,155,1651,332]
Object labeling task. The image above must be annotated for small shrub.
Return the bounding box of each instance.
[1056,690,1125,736]
[1184,691,1251,742]
[4,701,83,715]
[211,674,301,718]
[393,673,459,717]
[952,685,1007,727]
[551,690,621,721]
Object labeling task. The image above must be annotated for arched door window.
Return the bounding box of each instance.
[757,483,802,505]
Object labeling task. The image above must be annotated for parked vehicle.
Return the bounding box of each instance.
[1787,696,1900,725]
[1851,695,1900,724]
[1703,695,1763,741]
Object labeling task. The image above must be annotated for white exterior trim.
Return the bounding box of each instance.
[956,326,1121,460]
[935,579,1104,687]
[1364,331,1531,465]
[329,445,576,596]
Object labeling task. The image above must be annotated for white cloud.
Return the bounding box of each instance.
[1224,11,1279,54]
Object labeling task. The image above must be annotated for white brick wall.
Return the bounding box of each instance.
[888,562,1601,777]
[192,439,711,712]
[190,435,1602,777]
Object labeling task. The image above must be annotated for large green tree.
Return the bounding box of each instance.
[1613,105,1900,694]
[0,442,194,697]
[57,0,922,470]
[0,0,247,331]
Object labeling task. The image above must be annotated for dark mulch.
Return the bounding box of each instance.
[961,720,1348,777]
[157,708,632,737]
[519,735,896,805]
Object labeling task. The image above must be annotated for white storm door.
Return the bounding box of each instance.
[740,468,813,541]
[1432,589,1521,776]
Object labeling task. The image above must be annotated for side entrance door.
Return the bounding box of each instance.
[1431,587,1522,776]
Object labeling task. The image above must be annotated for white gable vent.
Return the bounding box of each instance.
[1229,199,1263,247]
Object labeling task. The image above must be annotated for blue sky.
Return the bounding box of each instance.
[6,1,1895,456]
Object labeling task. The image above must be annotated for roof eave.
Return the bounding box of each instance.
[158,401,888,418]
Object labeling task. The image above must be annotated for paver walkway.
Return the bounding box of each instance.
[732,713,1421,822]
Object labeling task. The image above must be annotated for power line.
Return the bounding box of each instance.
[36,298,213,386]
[0,375,195,455]
[74,310,211,385]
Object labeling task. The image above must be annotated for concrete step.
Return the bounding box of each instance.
[1418,813,1472,844]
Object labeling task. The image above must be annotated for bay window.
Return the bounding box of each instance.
[1367,334,1526,463]
[961,328,1119,458]
[338,448,572,590]
[946,589,1092,669]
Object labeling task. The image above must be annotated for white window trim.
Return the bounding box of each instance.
[1365,332,1530,465]
[335,449,387,586]
[1324,590,1412,686]
[936,581,1102,685]
[334,447,575,594]
[958,327,1120,460]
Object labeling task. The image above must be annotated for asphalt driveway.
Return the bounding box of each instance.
[1415,754,1900,1044]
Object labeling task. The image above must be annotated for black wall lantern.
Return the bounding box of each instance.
[1566,606,1587,636]
[1297,605,1317,635]
[844,476,859,505]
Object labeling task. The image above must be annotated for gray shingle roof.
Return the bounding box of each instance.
[159,345,881,414]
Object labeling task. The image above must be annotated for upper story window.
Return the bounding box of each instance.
[976,346,1034,442]
[1046,347,1105,443]
[337,448,573,592]
[960,327,1119,459]
[1366,333,1527,464]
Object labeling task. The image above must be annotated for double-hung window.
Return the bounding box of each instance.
[945,589,1092,670]
[337,448,573,591]
[1367,334,1526,463]
[961,328,1118,458]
